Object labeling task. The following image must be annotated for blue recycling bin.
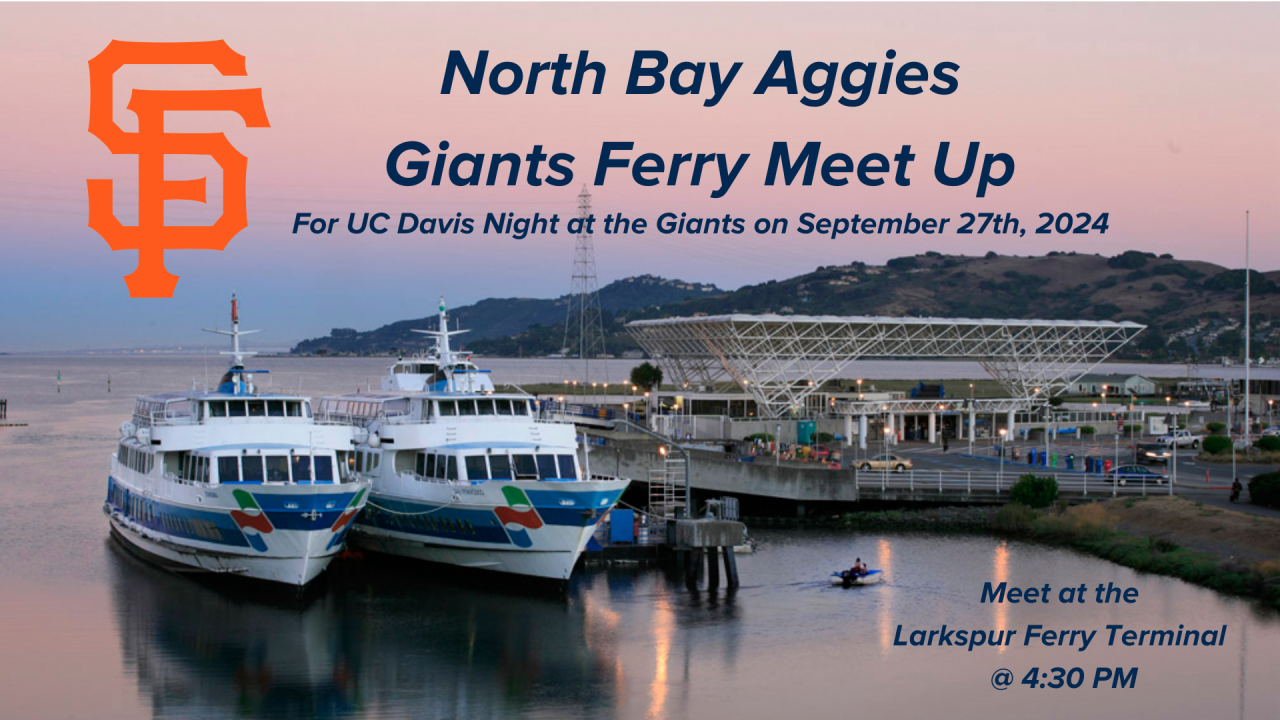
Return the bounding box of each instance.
[1066,454,1075,470]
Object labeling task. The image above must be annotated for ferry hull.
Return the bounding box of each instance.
[350,479,629,581]
[109,517,336,586]
[105,473,369,587]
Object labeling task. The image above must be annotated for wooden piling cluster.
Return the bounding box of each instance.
[674,518,746,591]
[684,545,740,590]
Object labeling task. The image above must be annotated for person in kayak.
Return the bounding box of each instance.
[848,558,867,577]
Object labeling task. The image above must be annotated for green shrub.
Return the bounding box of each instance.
[1250,472,1280,509]
[629,361,663,391]
[816,432,835,443]
[1010,474,1060,509]
[1206,421,1226,434]
[1201,435,1231,455]
[991,502,1036,534]
[1079,426,1096,435]
[1123,424,1142,433]
[748,432,775,442]
[1255,435,1280,452]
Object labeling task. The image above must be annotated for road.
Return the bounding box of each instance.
[846,437,1280,519]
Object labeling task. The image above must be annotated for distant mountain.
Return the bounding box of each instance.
[292,252,1280,361]
[291,275,721,355]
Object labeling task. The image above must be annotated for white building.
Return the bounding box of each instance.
[1071,374,1156,397]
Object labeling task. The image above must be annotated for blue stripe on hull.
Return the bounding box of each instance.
[356,496,512,545]
[106,477,361,547]
[525,488,625,527]
[107,476,249,548]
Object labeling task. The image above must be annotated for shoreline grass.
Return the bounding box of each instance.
[841,499,1280,608]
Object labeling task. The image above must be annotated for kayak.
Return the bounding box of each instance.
[831,569,883,587]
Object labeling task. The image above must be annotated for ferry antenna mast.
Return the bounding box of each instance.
[562,186,607,387]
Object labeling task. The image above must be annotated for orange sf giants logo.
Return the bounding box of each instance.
[87,41,270,297]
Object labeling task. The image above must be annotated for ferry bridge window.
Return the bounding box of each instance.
[439,400,457,416]
[266,456,289,482]
[286,401,302,417]
[477,399,496,416]
[314,456,334,482]
[513,401,529,416]
[495,399,513,416]
[166,400,194,419]
[384,398,410,417]
[457,399,477,416]
[268,400,285,417]
[415,453,426,476]
[248,401,266,417]
[242,456,265,483]
[209,401,227,417]
[536,454,558,480]
[218,457,240,484]
[291,455,312,482]
[228,401,247,417]
[489,454,512,480]
[425,453,438,479]
[444,456,458,481]
[513,454,538,479]
[420,400,434,419]
[465,456,489,481]
[557,454,577,479]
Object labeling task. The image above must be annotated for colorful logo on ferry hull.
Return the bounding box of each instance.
[494,486,543,548]
[326,488,367,550]
[231,489,274,552]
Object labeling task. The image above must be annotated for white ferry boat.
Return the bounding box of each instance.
[320,299,630,583]
[104,297,370,586]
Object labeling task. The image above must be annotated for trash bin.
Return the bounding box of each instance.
[1050,453,1058,468]
[1103,460,1113,473]
[1066,454,1075,470]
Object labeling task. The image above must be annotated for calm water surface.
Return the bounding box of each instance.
[2,355,1278,720]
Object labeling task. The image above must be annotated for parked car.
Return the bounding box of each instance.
[1109,464,1167,486]
[1155,429,1202,448]
[1133,442,1172,465]
[858,454,913,473]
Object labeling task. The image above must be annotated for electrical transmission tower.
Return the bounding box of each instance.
[562,186,607,387]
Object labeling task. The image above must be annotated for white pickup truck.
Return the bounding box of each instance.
[1155,429,1203,448]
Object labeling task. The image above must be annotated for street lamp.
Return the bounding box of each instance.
[882,426,893,489]
[998,427,1008,488]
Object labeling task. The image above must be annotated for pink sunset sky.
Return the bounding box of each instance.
[0,2,1277,350]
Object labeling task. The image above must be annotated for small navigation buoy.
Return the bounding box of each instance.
[107,375,112,393]
[56,370,61,394]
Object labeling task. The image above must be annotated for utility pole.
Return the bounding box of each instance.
[1244,210,1252,454]
[562,186,607,389]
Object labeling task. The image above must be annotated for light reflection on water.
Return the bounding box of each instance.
[3,355,1280,720]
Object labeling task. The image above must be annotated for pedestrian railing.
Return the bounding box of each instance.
[851,469,1173,496]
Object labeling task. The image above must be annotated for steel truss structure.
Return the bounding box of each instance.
[627,314,1144,419]
[832,397,1035,416]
